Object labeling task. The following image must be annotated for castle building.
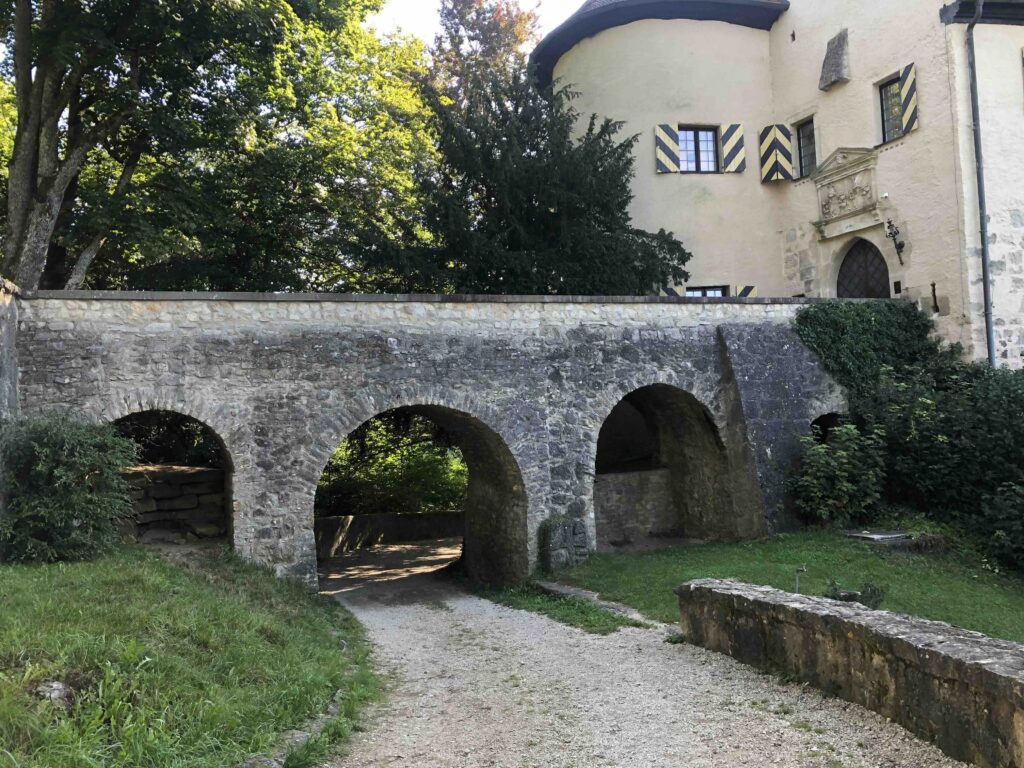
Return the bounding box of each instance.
[532,0,1024,365]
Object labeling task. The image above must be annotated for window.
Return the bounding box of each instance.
[880,77,904,144]
[796,118,817,178]
[678,127,719,173]
[684,286,729,298]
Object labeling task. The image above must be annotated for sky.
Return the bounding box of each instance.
[366,0,583,43]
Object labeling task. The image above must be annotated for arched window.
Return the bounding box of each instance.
[837,240,891,299]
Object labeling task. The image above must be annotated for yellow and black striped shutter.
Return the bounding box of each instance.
[900,63,920,134]
[734,286,758,298]
[759,124,794,183]
[720,124,746,173]
[655,125,680,174]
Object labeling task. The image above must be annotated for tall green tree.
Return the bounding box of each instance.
[83,26,434,292]
[1,0,431,291]
[361,0,692,295]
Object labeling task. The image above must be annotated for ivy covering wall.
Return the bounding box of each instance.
[793,301,1024,570]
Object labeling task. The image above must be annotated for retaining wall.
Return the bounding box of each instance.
[594,469,674,548]
[675,579,1024,768]
[125,465,229,539]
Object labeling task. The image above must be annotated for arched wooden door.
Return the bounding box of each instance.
[837,240,891,298]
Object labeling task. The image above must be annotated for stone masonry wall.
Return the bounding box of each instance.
[124,465,229,542]
[15,294,845,586]
[0,281,17,418]
[594,469,673,549]
[676,579,1024,768]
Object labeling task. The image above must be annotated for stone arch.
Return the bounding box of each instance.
[593,383,750,549]
[836,238,892,299]
[308,387,531,587]
[811,412,844,443]
[109,403,236,545]
[91,390,243,472]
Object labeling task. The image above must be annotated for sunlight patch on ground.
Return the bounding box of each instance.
[319,538,463,596]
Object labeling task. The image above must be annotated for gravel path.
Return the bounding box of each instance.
[322,542,966,768]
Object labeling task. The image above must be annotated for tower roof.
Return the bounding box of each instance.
[531,0,790,87]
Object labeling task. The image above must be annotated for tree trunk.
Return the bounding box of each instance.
[64,234,108,290]
[14,196,66,289]
[64,144,143,289]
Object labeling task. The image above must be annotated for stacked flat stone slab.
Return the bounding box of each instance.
[125,465,228,539]
[676,579,1024,768]
[13,293,844,587]
[594,469,674,548]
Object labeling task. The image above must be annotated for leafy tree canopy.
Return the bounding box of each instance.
[360,0,693,295]
[1,0,434,291]
[2,0,691,295]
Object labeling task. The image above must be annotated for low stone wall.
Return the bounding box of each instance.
[315,513,464,560]
[125,465,228,540]
[675,579,1024,768]
[594,469,673,548]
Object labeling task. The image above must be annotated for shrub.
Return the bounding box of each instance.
[0,414,138,563]
[792,423,885,526]
[983,484,1024,571]
[795,301,1024,571]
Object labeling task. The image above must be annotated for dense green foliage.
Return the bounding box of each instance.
[562,532,1024,642]
[1,0,433,291]
[0,547,376,767]
[2,0,691,295]
[316,412,468,517]
[0,415,137,563]
[792,301,954,404]
[794,302,1024,569]
[364,1,692,294]
[792,423,885,526]
[114,410,226,468]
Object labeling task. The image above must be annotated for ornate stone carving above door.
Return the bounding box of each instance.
[812,148,882,240]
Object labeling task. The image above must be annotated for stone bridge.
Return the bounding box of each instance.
[0,288,844,587]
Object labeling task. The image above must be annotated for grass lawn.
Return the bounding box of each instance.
[561,531,1024,643]
[0,546,376,768]
[476,583,645,634]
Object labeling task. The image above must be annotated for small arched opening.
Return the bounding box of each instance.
[593,384,737,550]
[811,413,844,444]
[837,239,891,299]
[316,405,528,593]
[114,410,233,547]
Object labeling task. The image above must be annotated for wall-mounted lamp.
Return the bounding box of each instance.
[886,219,906,266]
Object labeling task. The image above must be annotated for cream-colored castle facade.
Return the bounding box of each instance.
[533,0,1024,365]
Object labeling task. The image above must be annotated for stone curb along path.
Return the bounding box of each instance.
[328,573,968,768]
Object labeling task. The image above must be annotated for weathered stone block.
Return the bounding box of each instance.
[155,494,199,511]
[819,29,850,92]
